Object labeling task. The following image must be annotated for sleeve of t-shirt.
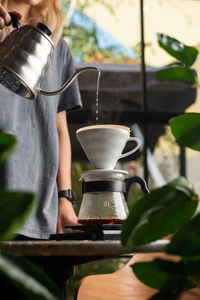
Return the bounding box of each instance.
[57,39,82,113]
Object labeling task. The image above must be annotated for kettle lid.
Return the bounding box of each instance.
[37,23,52,36]
[9,12,52,37]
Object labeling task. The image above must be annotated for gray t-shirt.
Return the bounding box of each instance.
[0,38,82,239]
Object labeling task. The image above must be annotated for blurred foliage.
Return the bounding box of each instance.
[121,176,200,299]
[121,176,198,247]
[120,35,200,300]
[63,1,138,64]
[63,0,132,19]
[63,22,138,64]
[0,133,62,300]
[73,0,123,15]
[132,41,152,62]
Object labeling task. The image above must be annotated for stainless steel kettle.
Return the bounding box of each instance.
[0,13,99,99]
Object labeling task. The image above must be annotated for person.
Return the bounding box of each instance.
[0,0,82,240]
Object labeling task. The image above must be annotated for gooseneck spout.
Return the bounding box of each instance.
[39,67,100,96]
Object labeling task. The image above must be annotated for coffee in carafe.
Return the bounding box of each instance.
[78,218,123,226]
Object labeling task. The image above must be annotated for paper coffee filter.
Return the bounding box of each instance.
[76,124,131,133]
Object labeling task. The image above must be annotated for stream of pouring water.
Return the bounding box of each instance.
[95,70,101,123]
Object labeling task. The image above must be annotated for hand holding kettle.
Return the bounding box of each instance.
[0,4,14,29]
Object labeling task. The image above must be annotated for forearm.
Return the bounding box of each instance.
[56,111,79,231]
[56,111,72,190]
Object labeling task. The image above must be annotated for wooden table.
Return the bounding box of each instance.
[0,240,169,299]
[0,239,168,256]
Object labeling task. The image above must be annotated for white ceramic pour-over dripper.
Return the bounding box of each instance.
[76,124,140,169]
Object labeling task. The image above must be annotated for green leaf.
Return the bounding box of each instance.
[0,190,37,241]
[132,261,171,290]
[169,113,200,151]
[167,177,197,198]
[132,259,195,299]
[157,33,198,67]
[132,259,192,291]
[0,133,17,164]
[155,66,197,84]
[154,259,190,277]
[166,213,200,259]
[126,201,197,247]
[121,187,168,246]
[154,259,200,286]
[121,177,197,247]
[0,253,61,300]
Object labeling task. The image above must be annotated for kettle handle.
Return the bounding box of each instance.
[124,176,149,201]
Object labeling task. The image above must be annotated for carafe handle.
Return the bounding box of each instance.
[124,176,149,201]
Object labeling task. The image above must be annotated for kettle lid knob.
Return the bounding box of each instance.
[9,12,21,28]
[37,23,52,36]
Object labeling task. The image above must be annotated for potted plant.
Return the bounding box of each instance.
[121,34,200,299]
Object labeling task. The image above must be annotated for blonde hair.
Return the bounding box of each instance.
[1,0,64,45]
